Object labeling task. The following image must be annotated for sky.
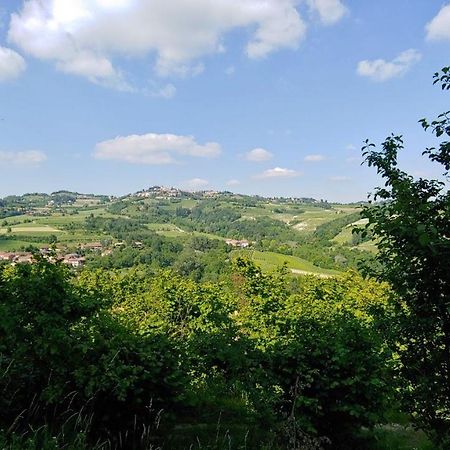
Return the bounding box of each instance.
[0,0,449,202]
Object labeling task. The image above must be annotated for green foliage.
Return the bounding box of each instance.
[234,259,394,446]
[313,211,361,242]
[0,428,93,450]
[0,255,394,448]
[433,65,450,91]
[360,66,450,447]
[0,260,184,447]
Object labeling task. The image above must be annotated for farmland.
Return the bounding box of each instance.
[0,188,375,278]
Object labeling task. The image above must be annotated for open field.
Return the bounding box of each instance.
[289,207,361,233]
[147,223,226,240]
[290,211,336,232]
[140,198,199,210]
[332,218,378,253]
[357,240,378,253]
[147,223,186,235]
[0,193,375,274]
[0,225,64,235]
[0,239,48,251]
[1,208,119,227]
[236,250,341,277]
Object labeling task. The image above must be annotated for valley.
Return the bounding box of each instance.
[0,187,374,278]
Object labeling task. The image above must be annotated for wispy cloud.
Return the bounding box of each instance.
[94,133,221,165]
[245,148,273,162]
[185,178,209,190]
[0,46,26,82]
[225,66,235,76]
[0,150,47,166]
[426,4,450,41]
[306,0,347,25]
[255,167,300,179]
[144,83,177,99]
[330,175,351,182]
[304,154,326,162]
[357,49,421,82]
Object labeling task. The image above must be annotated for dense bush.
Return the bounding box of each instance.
[233,260,394,446]
[0,258,394,448]
[0,260,185,447]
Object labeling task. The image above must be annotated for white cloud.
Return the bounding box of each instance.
[145,83,177,99]
[94,133,221,164]
[0,150,47,166]
[225,66,235,76]
[0,46,26,82]
[8,0,310,85]
[255,167,300,179]
[245,1,306,59]
[346,144,357,151]
[304,154,326,162]
[245,147,273,162]
[56,51,132,91]
[186,178,209,190]
[426,4,450,41]
[307,0,347,25]
[357,49,421,82]
[226,179,240,186]
[330,175,350,182]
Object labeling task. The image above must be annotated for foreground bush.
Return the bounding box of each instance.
[0,260,184,447]
[0,258,394,448]
[233,260,394,447]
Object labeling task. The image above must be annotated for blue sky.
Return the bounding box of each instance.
[0,0,449,202]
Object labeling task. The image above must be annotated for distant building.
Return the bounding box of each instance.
[136,186,182,199]
[0,252,16,262]
[63,253,85,268]
[202,190,219,198]
[225,239,250,248]
[80,242,103,251]
[12,253,34,264]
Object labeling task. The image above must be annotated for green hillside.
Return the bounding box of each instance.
[0,189,375,277]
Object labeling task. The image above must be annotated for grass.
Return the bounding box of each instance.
[0,421,434,450]
[146,223,226,241]
[290,209,340,233]
[191,231,226,240]
[0,239,48,251]
[156,230,186,238]
[236,250,340,277]
[2,208,119,228]
[57,231,111,244]
[147,222,190,238]
[362,424,434,450]
[333,218,369,245]
[0,225,64,235]
[145,198,199,210]
[332,218,379,253]
[0,208,119,249]
[358,240,378,253]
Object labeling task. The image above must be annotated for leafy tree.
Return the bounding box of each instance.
[0,259,184,447]
[233,259,394,446]
[360,66,450,446]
